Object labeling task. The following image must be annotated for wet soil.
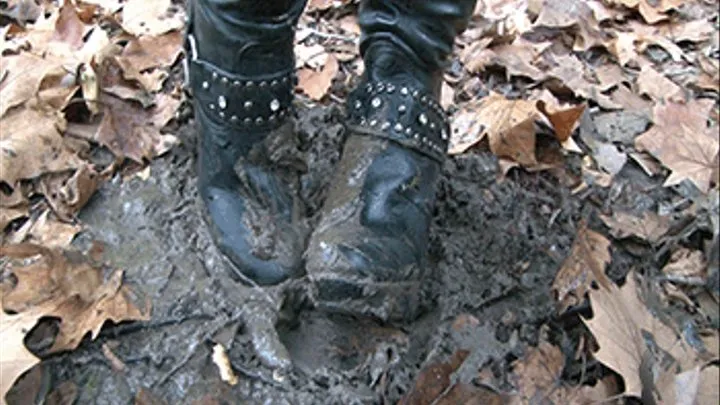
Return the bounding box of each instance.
[23,104,686,404]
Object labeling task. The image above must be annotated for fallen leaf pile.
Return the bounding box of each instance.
[1,0,181,401]
[0,243,150,402]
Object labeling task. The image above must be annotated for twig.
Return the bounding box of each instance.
[306,28,358,44]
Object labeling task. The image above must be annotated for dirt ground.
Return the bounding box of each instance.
[9,99,695,405]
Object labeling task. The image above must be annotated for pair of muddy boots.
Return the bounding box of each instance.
[186,0,476,322]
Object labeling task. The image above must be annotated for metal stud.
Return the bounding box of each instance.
[413,133,420,140]
[212,72,218,80]
[418,113,428,126]
[269,115,277,123]
[231,115,239,122]
[355,100,362,110]
[221,77,228,85]
[381,121,391,130]
[400,87,409,96]
[270,99,280,112]
[202,81,209,89]
[244,101,253,110]
[244,117,252,125]
[441,129,448,140]
[259,81,267,88]
[366,83,373,92]
[271,80,278,87]
[209,103,215,110]
[219,111,225,118]
[420,96,427,103]
[233,80,241,87]
[370,119,378,127]
[377,83,385,92]
[386,84,395,93]
[256,117,264,125]
[218,96,227,110]
[371,97,382,108]
[405,128,413,135]
[412,90,420,98]
[430,123,436,130]
[282,76,289,84]
[246,81,255,88]
[394,123,403,132]
[398,105,407,114]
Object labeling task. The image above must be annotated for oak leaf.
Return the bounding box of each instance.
[0,107,83,187]
[582,273,703,399]
[552,222,612,312]
[635,100,719,193]
[636,65,684,103]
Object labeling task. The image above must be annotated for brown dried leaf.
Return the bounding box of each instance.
[121,0,184,37]
[450,92,537,167]
[600,211,671,243]
[297,54,339,101]
[399,350,470,405]
[92,92,180,162]
[510,341,565,403]
[582,273,703,398]
[636,65,684,103]
[22,210,82,248]
[0,107,82,186]
[552,222,612,312]
[663,248,706,282]
[52,0,85,49]
[537,100,586,143]
[135,388,168,405]
[0,243,151,353]
[0,53,61,118]
[39,164,101,221]
[117,31,183,72]
[635,100,719,193]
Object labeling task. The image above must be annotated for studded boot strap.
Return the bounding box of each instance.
[346,81,450,162]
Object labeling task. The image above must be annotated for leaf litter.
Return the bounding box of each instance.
[1,0,719,403]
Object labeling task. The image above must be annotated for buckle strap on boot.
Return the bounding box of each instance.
[346,81,450,162]
[187,35,296,133]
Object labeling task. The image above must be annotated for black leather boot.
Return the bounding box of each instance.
[305,0,477,321]
[186,0,308,285]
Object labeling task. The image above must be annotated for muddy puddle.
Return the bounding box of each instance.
[19,105,669,404]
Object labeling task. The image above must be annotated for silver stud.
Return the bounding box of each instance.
[398,105,407,114]
[219,111,225,118]
[441,129,448,140]
[279,109,287,117]
[420,96,427,103]
[244,101,253,110]
[382,121,391,130]
[360,117,367,125]
[233,80,241,86]
[270,99,280,112]
[269,114,277,122]
[212,72,218,80]
[221,77,228,85]
[386,84,395,93]
[370,119,378,126]
[244,118,252,125]
[430,123,437,130]
[372,97,382,108]
[400,87,409,96]
[209,103,215,110]
[282,77,289,84]
[259,81,267,88]
[218,95,227,110]
[202,81,209,89]
[412,90,420,97]
[231,115,238,122]
[405,128,413,135]
[413,133,420,139]
[256,117,264,125]
[246,81,255,87]
[271,80,279,87]
[418,113,428,126]
[394,123,403,132]
[355,100,362,110]
[377,83,385,92]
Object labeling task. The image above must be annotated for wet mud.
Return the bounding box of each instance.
[26,104,670,404]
